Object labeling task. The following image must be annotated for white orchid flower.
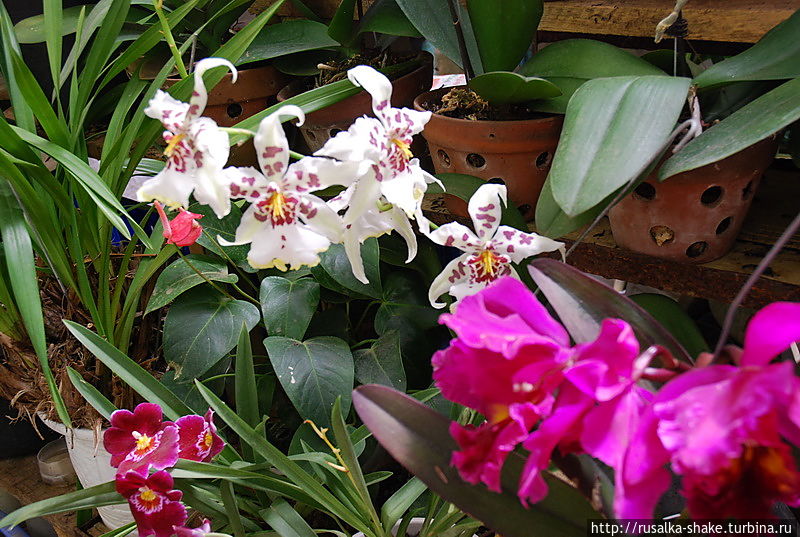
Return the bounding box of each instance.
[220,106,359,271]
[426,184,565,309]
[137,58,236,218]
[315,65,438,226]
[328,185,422,284]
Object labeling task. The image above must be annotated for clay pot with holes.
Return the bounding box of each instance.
[608,135,779,264]
[413,87,563,221]
[276,53,434,152]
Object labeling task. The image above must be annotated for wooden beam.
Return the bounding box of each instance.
[539,0,799,44]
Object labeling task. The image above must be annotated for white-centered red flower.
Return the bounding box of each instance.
[426,184,564,308]
[315,65,437,228]
[176,409,225,463]
[138,58,236,218]
[221,106,358,271]
[104,403,179,473]
[116,469,187,537]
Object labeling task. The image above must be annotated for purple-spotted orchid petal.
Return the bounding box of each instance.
[426,184,564,308]
[138,58,236,218]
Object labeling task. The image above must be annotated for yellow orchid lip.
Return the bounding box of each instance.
[391,138,413,160]
[164,133,187,157]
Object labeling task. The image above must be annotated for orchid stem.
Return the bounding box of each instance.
[154,0,189,79]
[289,150,306,160]
[713,210,800,359]
[445,0,475,81]
[176,249,258,305]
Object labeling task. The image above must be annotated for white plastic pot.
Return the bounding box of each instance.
[40,417,134,530]
[354,518,479,537]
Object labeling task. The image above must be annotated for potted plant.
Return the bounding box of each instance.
[531,7,800,262]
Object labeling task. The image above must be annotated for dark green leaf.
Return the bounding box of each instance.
[659,77,798,181]
[260,498,318,537]
[630,294,708,357]
[528,258,692,363]
[548,76,690,217]
[264,336,354,427]
[328,0,357,46]
[13,5,92,43]
[239,20,339,67]
[259,276,319,340]
[356,0,421,38]
[533,178,605,238]
[235,324,260,430]
[145,255,238,315]
[163,287,260,380]
[428,173,528,231]
[190,202,254,272]
[0,482,121,528]
[468,72,560,105]
[354,331,406,391]
[312,239,382,299]
[272,50,339,76]
[353,385,598,537]
[693,9,800,89]
[466,0,542,72]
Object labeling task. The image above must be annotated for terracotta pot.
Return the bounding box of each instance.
[413,87,563,221]
[608,135,779,264]
[277,53,434,152]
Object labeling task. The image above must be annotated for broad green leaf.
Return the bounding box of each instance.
[66,367,117,419]
[353,385,597,537]
[355,0,421,38]
[163,287,260,380]
[0,482,121,529]
[693,9,800,89]
[14,5,90,43]
[189,203,253,272]
[239,20,339,67]
[375,272,442,360]
[528,258,692,363]
[64,320,193,419]
[145,255,238,315]
[630,294,709,357]
[0,180,70,425]
[467,0,542,72]
[394,0,483,74]
[272,50,339,76]
[354,331,406,391]
[548,76,690,217]
[259,276,319,340]
[468,72,560,105]
[533,178,605,238]
[328,0,357,46]
[264,336,354,427]
[659,77,798,181]
[313,239,382,299]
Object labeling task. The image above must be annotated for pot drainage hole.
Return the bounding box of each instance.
[686,241,708,258]
[466,153,486,169]
[226,102,243,119]
[716,217,733,235]
[437,149,451,167]
[634,182,656,201]
[700,186,723,206]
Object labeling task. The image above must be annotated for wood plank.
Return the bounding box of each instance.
[539,0,800,44]
[423,168,800,309]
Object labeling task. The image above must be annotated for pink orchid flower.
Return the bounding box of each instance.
[426,184,563,309]
[103,403,179,473]
[155,201,203,247]
[116,469,187,537]
[176,409,225,463]
[221,106,359,271]
[617,302,800,520]
[138,58,236,218]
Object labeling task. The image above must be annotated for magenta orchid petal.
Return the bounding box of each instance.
[580,387,652,468]
[117,469,188,537]
[104,403,178,471]
[118,426,179,474]
[176,409,225,462]
[740,302,800,367]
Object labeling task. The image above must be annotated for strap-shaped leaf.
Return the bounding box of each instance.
[548,75,690,217]
[0,482,121,529]
[467,0,543,72]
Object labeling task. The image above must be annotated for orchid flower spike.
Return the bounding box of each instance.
[426,184,564,308]
[138,58,237,218]
[220,106,360,271]
[315,65,439,229]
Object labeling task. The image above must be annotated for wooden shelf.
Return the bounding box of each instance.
[424,168,800,309]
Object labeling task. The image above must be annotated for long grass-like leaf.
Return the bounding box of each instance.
[66,366,118,419]
[0,4,34,131]
[0,482,120,529]
[43,0,63,100]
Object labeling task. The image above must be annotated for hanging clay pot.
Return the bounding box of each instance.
[276,53,434,152]
[608,134,779,264]
[413,87,563,221]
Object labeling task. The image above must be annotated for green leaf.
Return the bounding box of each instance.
[66,366,117,419]
[313,239,382,299]
[354,331,406,391]
[328,0,357,47]
[189,202,253,272]
[14,5,91,43]
[548,75,690,217]
[64,320,193,420]
[0,482,121,529]
[380,477,427,531]
[235,324,260,430]
[428,173,528,231]
[375,272,441,357]
[220,481,245,537]
[533,178,605,238]
[353,385,597,537]
[259,276,319,340]
[355,0,421,38]
[163,287,260,380]
[630,294,708,357]
[145,255,238,315]
[466,0,542,72]
[528,259,692,363]
[239,20,339,67]
[693,9,800,89]
[264,336,354,427]
[659,77,798,181]
[260,498,318,537]
[468,72,560,105]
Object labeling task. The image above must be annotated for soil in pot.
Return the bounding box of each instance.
[277,52,434,152]
[414,87,563,221]
[608,134,779,264]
